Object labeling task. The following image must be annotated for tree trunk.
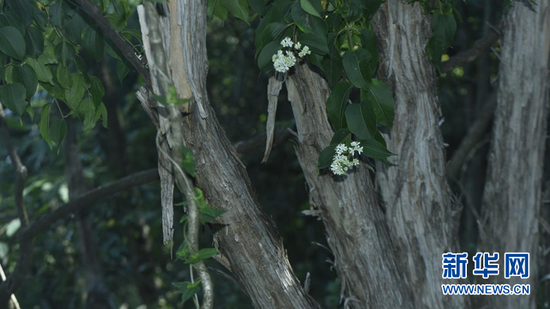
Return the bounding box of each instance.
[137,2,319,308]
[64,120,114,309]
[285,65,414,308]
[479,2,550,308]
[373,1,470,308]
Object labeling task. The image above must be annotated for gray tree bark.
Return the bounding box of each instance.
[479,2,550,308]
[136,2,320,308]
[285,65,413,308]
[373,1,470,308]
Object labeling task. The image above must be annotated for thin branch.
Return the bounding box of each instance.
[233,126,294,154]
[21,169,159,242]
[441,31,500,73]
[446,94,497,181]
[73,0,152,89]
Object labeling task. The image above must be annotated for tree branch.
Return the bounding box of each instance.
[233,126,294,154]
[442,31,500,73]
[0,105,32,307]
[446,94,497,181]
[73,0,152,90]
[21,169,159,242]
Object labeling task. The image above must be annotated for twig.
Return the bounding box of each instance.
[72,0,152,89]
[441,32,500,73]
[233,126,294,154]
[22,169,159,242]
[446,94,497,181]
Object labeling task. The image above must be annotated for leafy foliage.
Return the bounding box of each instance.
[0,0,142,148]
[213,0,397,170]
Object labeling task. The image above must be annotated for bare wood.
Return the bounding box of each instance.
[373,1,471,308]
[262,77,283,162]
[479,2,550,308]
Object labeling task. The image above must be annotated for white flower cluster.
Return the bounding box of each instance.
[330,142,363,176]
[272,37,312,73]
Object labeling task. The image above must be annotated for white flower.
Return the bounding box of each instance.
[281,37,294,48]
[335,144,348,155]
[298,45,311,57]
[350,141,363,155]
[330,142,363,176]
[295,42,302,50]
[272,49,297,73]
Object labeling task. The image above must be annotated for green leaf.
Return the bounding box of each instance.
[0,83,27,117]
[65,10,88,44]
[55,41,75,67]
[0,13,25,35]
[172,280,201,304]
[175,242,189,260]
[359,138,394,160]
[298,32,329,55]
[257,41,281,71]
[82,27,104,62]
[56,65,72,89]
[26,58,53,84]
[12,64,38,99]
[330,128,351,145]
[291,2,312,33]
[79,97,97,131]
[220,0,249,24]
[426,37,443,70]
[49,2,65,28]
[180,146,196,177]
[89,75,105,107]
[39,103,52,148]
[0,26,26,60]
[433,13,456,47]
[6,0,34,27]
[50,118,67,146]
[359,28,378,65]
[64,73,85,110]
[318,144,337,169]
[199,207,227,224]
[322,57,342,87]
[184,248,219,264]
[300,0,322,18]
[345,101,376,140]
[116,59,131,82]
[255,22,288,58]
[248,0,267,15]
[208,0,228,21]
[342,50,368,89]
[326,81,351,130]
[25,26,44,58]
[99,103,108,128]
[361,79,394,127]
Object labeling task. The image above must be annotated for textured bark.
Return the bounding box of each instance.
[479,2,550,308]
[373,1,470,308]
[136,2,320,308]
[286,65,413,308]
